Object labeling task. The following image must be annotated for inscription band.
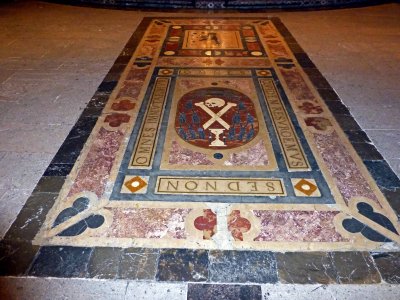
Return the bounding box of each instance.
[178,69,252,77]
[260,78,310,171]
[156,177,286,196]
[130,77,170,168]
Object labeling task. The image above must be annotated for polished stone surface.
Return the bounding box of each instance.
[276,252,337,284]
[0,1,400,299]
[209,250,278,283]
[372,252,400,284]
[54,0,380,9]
[29,246,93,278]
[0,1,398,239]
[23,15,398,252]
[118,247,159,280]
[187,283,262,300]
[2,278,400,300]
[87,247,122,279]
[157,249,208,282]
[331,252,381,284]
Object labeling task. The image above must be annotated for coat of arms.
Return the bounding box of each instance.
[175,88,259,149]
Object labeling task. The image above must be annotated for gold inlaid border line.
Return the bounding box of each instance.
[259,78,310,172]
[178,69,252,77]
[130,77,170,169]
[155,176,286,196]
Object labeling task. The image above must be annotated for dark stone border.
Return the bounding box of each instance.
[0,17,153,277]
[270,17,400,214]
[1,17,399,284]
[0,246,386,285]
[47,0,395,11]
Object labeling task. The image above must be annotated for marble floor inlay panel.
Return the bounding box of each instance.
[31,17,400,251]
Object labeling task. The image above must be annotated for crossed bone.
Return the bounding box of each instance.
[195,102,237,130]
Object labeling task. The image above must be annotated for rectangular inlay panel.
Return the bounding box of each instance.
[260,78,309,171]
[155,177,286,196]
[130,77,170,168]
[159,74,278,172]
[32,18,400,252]
[183,30,243,49]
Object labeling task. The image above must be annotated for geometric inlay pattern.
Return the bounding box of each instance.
[33,17,400,252]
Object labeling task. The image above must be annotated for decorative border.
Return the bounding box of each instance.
[1,17,399,281]
[50,0,391,10]
[25,17,400,251]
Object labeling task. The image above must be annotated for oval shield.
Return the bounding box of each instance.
[175,87,259,149]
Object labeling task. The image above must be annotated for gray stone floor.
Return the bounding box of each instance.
[0,1,399,298]
[1,277,400,299]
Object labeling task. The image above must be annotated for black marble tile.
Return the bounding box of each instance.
[157,249,208,282]
[294,53,316,68]
[29,246,93,278]
[382,188,400,218]
[119,47,136,57]
[372,252,400,284]
[49,136,88,165]
[108,63,127,74]
[32,176,66,194]
[325,101,350,115]
[0,240,39,276]
[87,94,110,108]
[364,161,400,190]
[276,252,337,284]
[103,72,123,83]
[344,130,371,143]
[317,88,340,101]
[331,252,381,284]
[281,35,297,44]
[20,192,58,212]
[71,115,99,135]
[87,247,122,279]
[4,193,58,242]
[209,250,277,283]
[303,67,322,78]
[114,55,131,65]
[50,117,97,164]
[43,163,74,176]
[308,75,331,89]
[353,143,383,161]
[187,284,262,300]
[118,248,159,280]
[96,81,118,94]
[334,114,362,131]
[287,43,305,54]
[80,106,103,118]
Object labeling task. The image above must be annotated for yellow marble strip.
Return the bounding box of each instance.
[155,176,286,196]
[178,69,252,76]
[260,78,310,171]
[130,77,170,169]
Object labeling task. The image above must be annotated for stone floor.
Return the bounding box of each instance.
[0,1,399,299]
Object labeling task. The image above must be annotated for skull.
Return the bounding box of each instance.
[204,97,225,108]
